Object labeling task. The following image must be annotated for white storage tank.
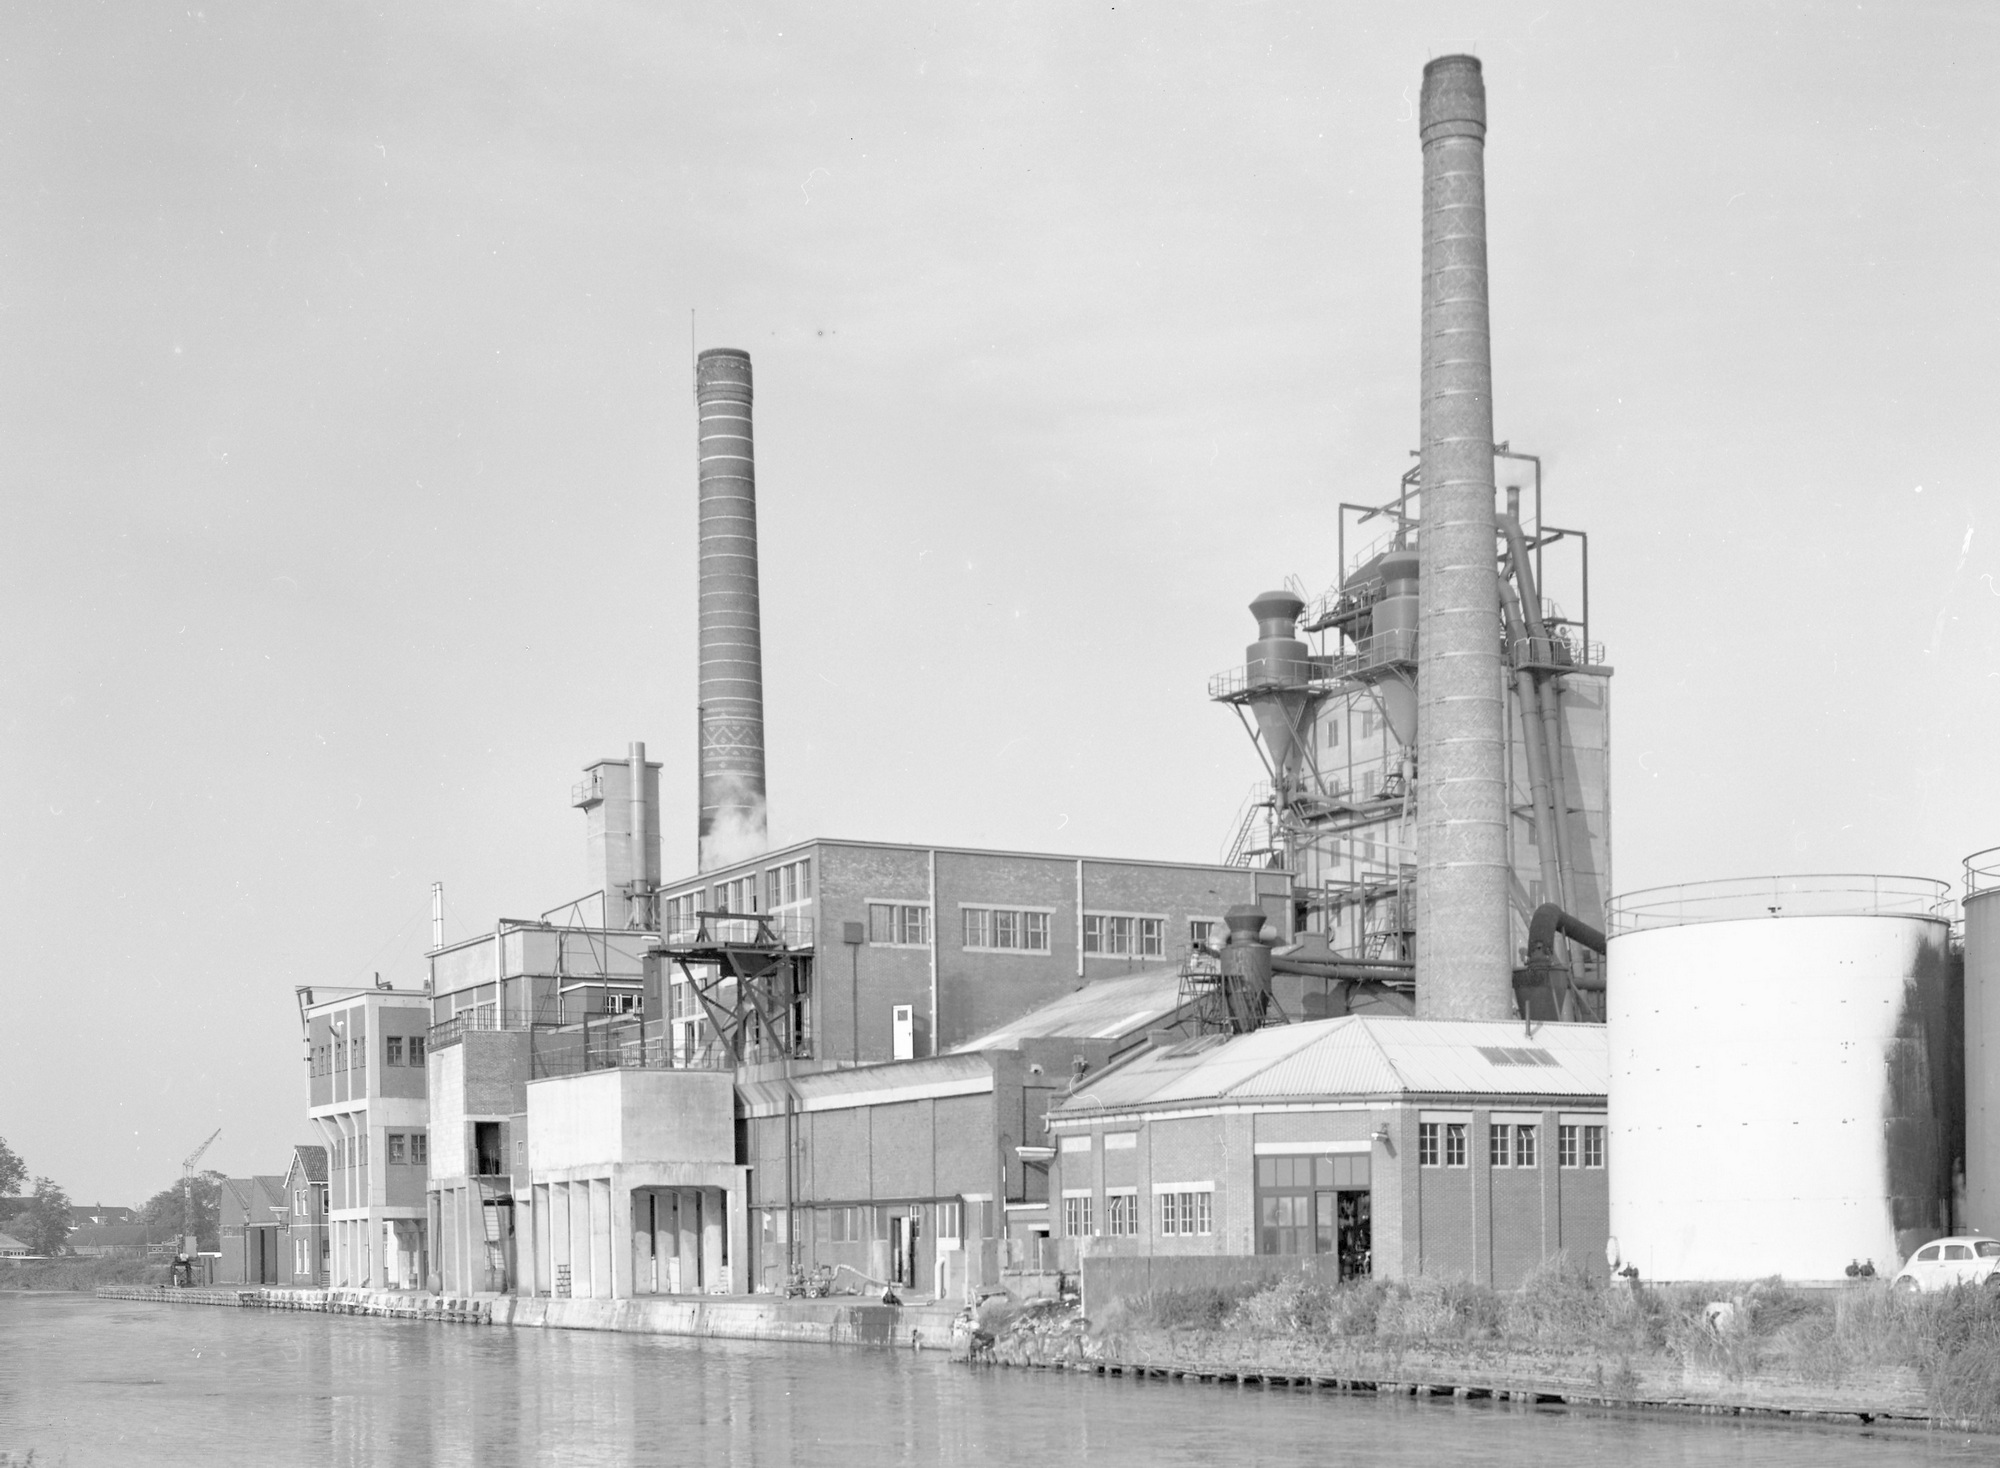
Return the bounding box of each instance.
[1964,849,2000,1236]
[1607,875,1957,1282]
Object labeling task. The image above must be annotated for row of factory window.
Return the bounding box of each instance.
[864,904,1223,956]
[328,1131,428,1171]
[816,1201,963,1243]
[1416,1121,1604,1169]
[1061,1188,1215,1238]
[308,1033,428,1077]
[661,857,816,934]
[1324,708,1388,747]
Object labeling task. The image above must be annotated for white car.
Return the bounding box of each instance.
[1891,1236,2000,1293]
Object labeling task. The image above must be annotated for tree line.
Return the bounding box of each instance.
[0,1136,225,1255]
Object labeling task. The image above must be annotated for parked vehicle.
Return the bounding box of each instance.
[1890,1236,2000,1293]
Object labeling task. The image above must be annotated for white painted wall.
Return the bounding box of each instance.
[526,1068,734,1174]
[1609,913,1947,1281]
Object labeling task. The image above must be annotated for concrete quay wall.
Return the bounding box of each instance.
[97,1284,961,1348]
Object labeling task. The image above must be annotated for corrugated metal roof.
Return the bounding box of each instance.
[1055,1016,1607,1118]
[951,967,1188,1052]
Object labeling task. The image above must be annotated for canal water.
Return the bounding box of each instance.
[0,1293,1991,1466]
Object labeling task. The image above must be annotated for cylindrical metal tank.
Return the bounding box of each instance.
[1370,550,1420,664]
[1241,591,1318,793]
[694,348,768,871]
[1963,848,2000,1235]
[1415,55,1511,1023]
[1608,876,1956,1280]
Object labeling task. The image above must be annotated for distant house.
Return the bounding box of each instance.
[216,1176,289,1284]
[279,1145,330,1286]
[0,1231,31,1257]
[68,1223,150,1258]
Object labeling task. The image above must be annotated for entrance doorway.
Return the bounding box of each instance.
[1255,1153,1372,1278]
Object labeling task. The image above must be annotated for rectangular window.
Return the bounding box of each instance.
[936,1202,961,1241]
[1188,919,1218,950]
[1083,915,1139,956]
[1063,1194,1093,1237]
[1105,1192,1137,1237]
[664,893,699,938]
[1419,1122,1440,1167]
[387,1133,407,1165]
[1160,1192,1180,1235]
[765,858,812,909]
[411,1132,428,1166]
[1138,918,1165,957]
[868,902,931,946]
[961,906,1052,953]
[385,1036,404,1066]
[1558,1124,1578,1168]
[1444,1123,1467,1168]
[410,1035,425,1066]
[1327,718,1340,748]
[1490,1123,1513,1168]
[1515,1125,1538,1169]
[1582,1125,1605,1169]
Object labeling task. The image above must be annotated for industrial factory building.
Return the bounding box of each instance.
[1044,1014,1609,1290]
[284,52,1991,1308]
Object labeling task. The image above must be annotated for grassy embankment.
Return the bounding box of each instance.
[0,1256,170,1291]
[985,1256,2000,1429]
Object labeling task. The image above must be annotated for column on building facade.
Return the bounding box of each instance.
[590,1177,614,1299]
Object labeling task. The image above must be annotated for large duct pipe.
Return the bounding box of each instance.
[1501,507,1577,907]
[1415,55,1513,1019]
[694,348,769,872]
[627,741,653,928]
[1496,575,1565,907]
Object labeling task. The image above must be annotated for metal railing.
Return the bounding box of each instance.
[530,1022,736,1079]
[662,911,815,948]
[1608,874,1952,935]
[429,1004,621,1050]
[1966,846,2000,897]
[1509,634,1607,671]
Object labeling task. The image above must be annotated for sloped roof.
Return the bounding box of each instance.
[69,1223,150,1247]
[951,967,1189,1052]
[738,1052,994,1119]
[1051,1015,1607,1119]
[0,1231,30,1253]
[288,1145,328,1184]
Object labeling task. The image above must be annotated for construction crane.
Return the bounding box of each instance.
[180,1127,221,1254]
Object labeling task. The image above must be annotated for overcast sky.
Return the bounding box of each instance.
[3,2,1995,1202]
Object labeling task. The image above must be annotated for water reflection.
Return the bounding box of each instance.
[0,1295,1990,1467]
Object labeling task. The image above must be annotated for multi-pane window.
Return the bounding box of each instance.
[409,1036,426,1066]
[1188,919,1219,950]
[1419,1122,1440,1166]
[868,903,931,946]
[1158,1190,1213,1236]
[935,1202,961,1241]
[1559,1125,1578,1167]
[1083,914,1160,956]
[1255,1154,1371,1273]
[1444,1123,1467,1167]
[664,893,699,938]
[410,1132,428,1166]
[961,906,1052,953]
[715,876,759,915]
[388,1133,407,1164]
[1582,1124,1605,1168]
[765,858,812,909]
[351,1037,366,1072]
[1105,1191,1138,1237]
[1490,1124,1513,1168]
[1063,1194,1094,1237]
[386,1036,405,1066]
[1515,1125,1538,1168]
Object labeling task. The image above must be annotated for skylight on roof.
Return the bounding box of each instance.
[1476,1045,1559,1067]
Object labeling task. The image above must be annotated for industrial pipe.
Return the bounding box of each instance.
[1416,55,1513,1020]
[1525,901,1607,996]
[695,349,769,872]
[1496,573,1565,908]
[1502,506,1576,904]
[628,741,651,928]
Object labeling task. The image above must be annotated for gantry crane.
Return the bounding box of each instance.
[180,1127,221,1253]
